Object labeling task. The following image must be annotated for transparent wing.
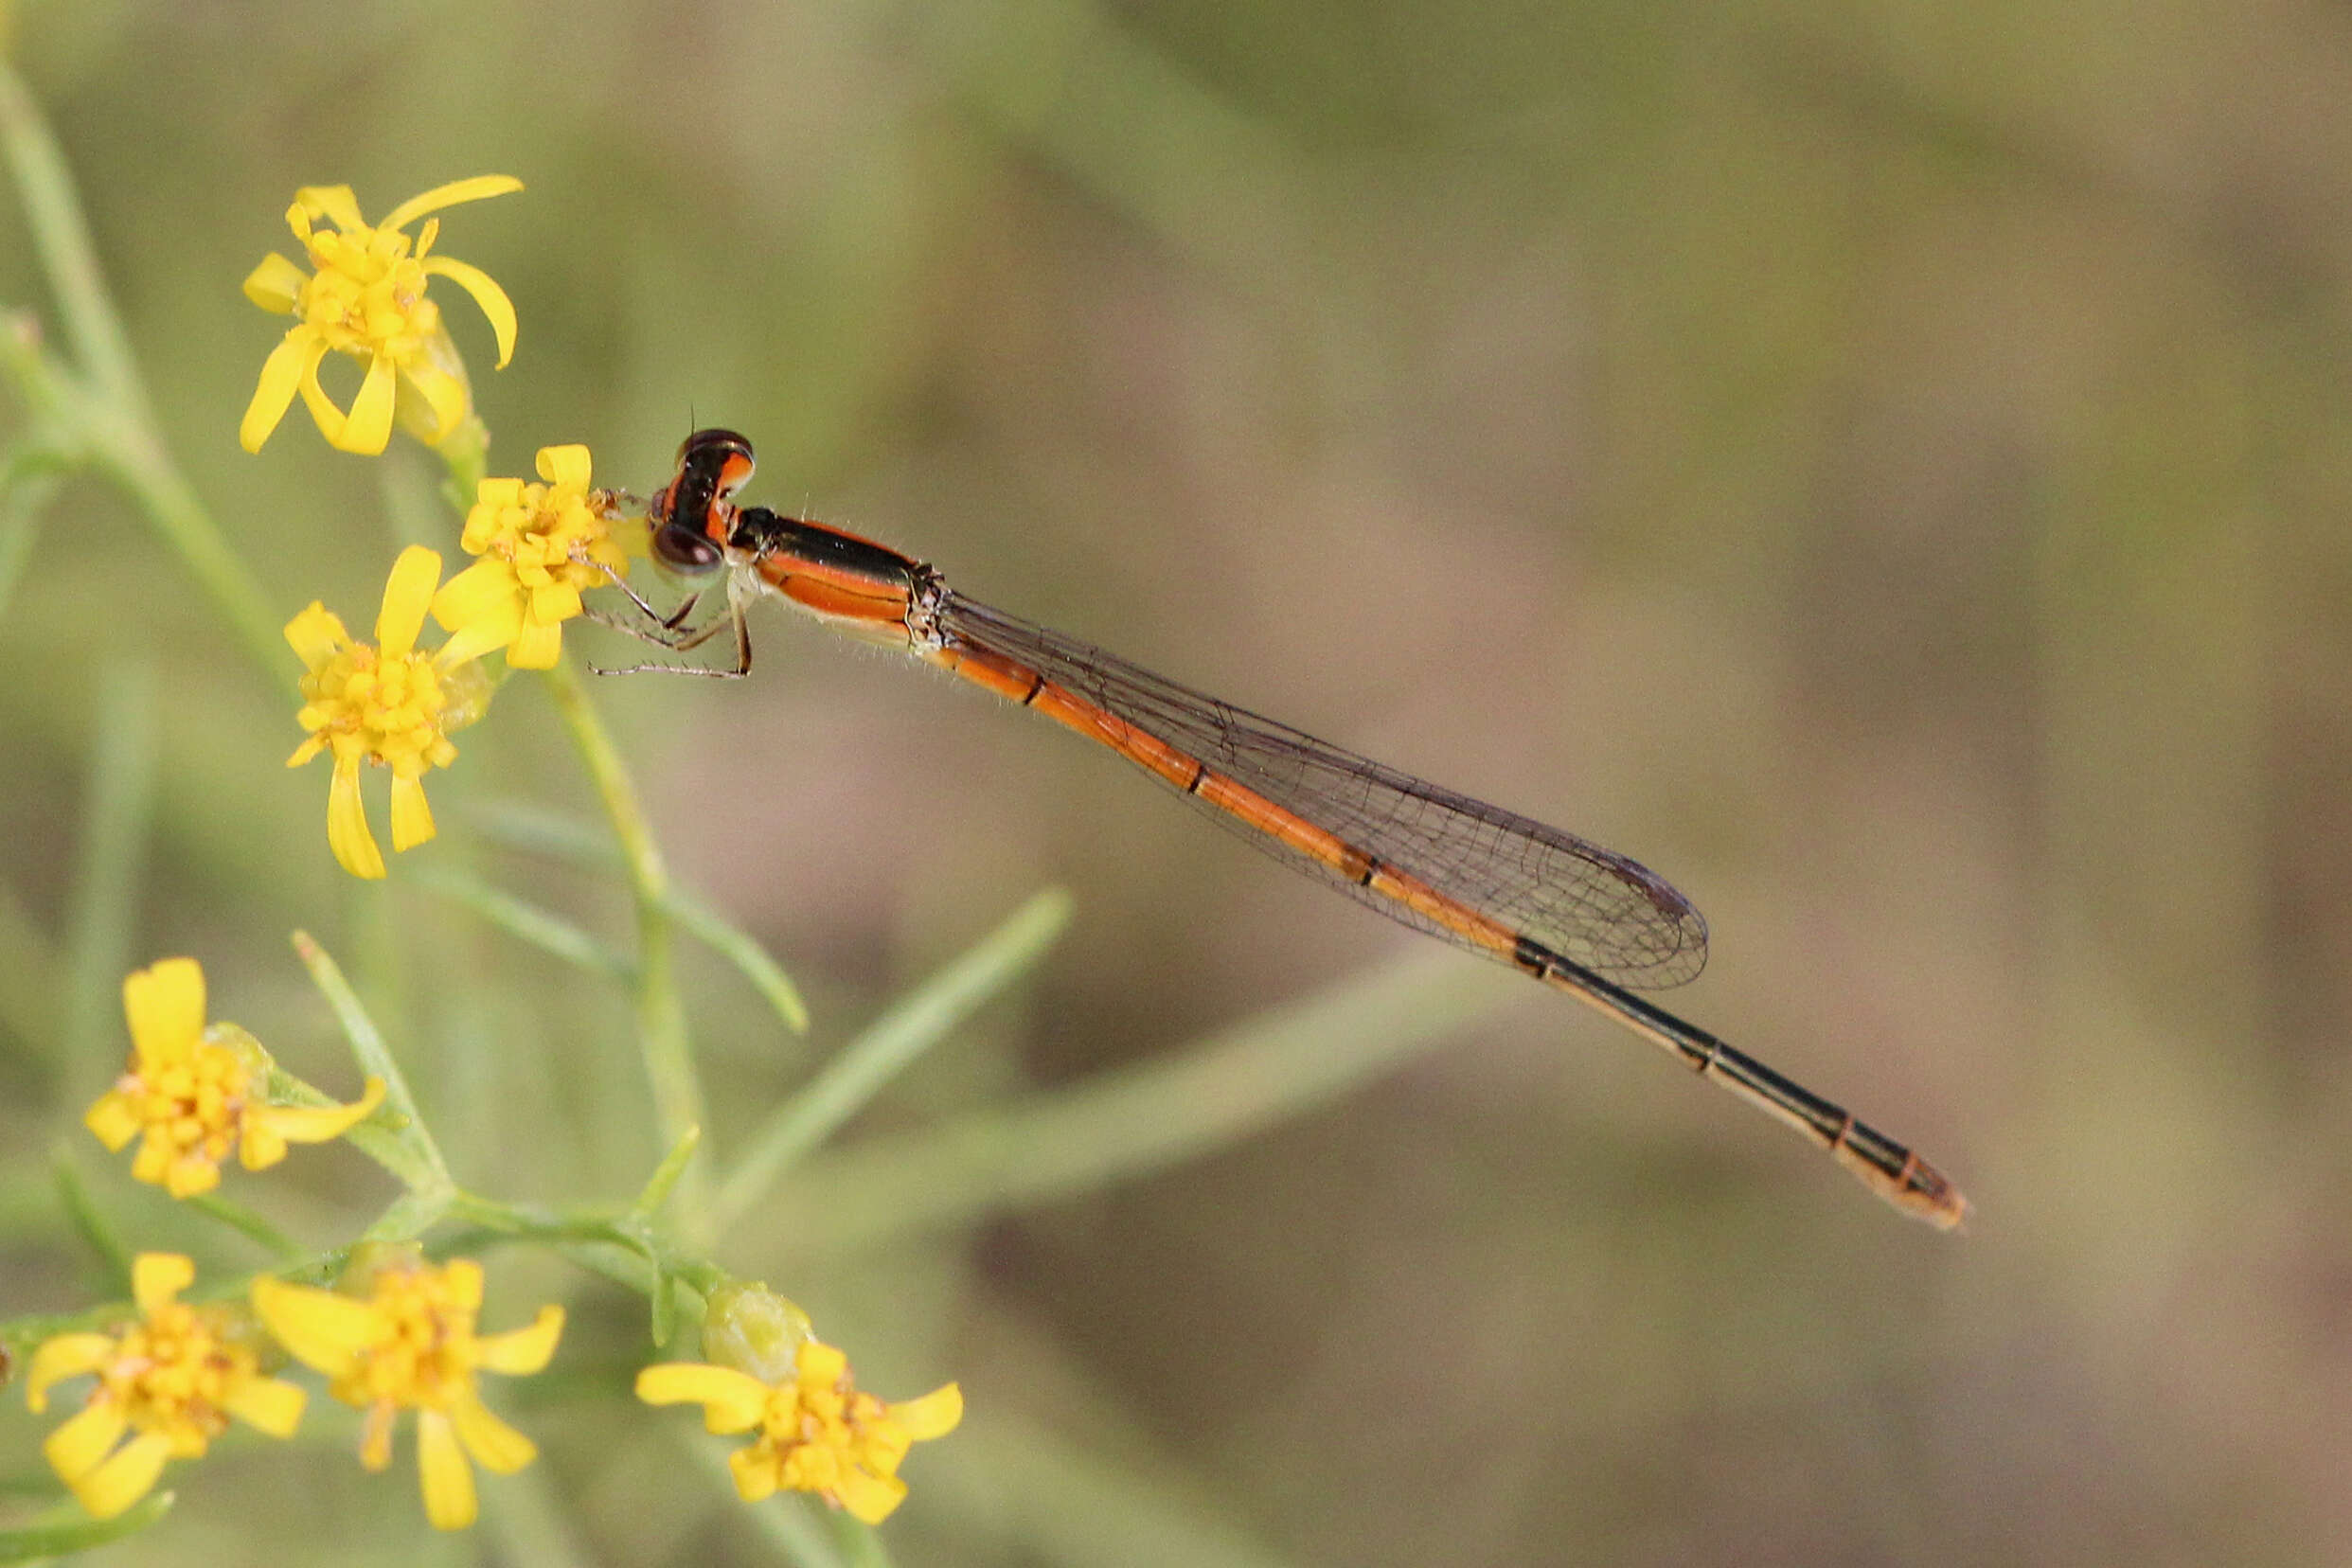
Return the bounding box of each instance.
[935,593,1708,988]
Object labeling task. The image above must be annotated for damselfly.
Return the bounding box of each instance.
[598,429,1968,1229]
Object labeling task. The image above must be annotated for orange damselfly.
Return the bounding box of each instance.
[601,428,1968,1229]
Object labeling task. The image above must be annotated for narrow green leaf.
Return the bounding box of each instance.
[290,931,449,1189]
[664,886,811,1034]
[712,889,1073,1237]
[633,1125,703,1219]
[0,1489,173,1560]
[63,658,156,1074]
[468,802,812,1036]
[410,864,632,976]
[767,953,1506,1253]
[185,1192,302,1260]
[50,1154,130,1298]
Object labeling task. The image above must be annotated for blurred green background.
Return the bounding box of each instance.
[4,0,2347,1561]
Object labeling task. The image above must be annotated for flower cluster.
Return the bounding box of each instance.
[11,175,969,1548]
[433,443,633,668]
[26,1255,306,1520]
[285,545,491,878]
[86,957,381,1197]
[636,1283,962,1524]
[241,177,520,455]
[253,1249,562,1531]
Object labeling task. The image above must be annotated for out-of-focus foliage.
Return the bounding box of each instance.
[4,0,2350,1562]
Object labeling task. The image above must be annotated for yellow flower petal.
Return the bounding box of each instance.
[377,546,443,657]
[251,1275,380,1378]
[473,1305,564,1377]
[449,1387,537,1474]
[24,1333,116,1414]
[72,1428,171,1520]
[293,184,365,233]
[360,1401,397,1471]
[295,348,348,446]
[240,1120,289,1171]
[377,174,524,234]
[420,257,519,368]
[83,1090,141,1151]
[221,1375,307,1438]
[431,558,523,636]
[795,1341,849,1387]
[164,1153,222,1199]
[131,1253,195,1313]
[241,331,326,453]
[635,1363,773,1433]
[241,251,308,313]
[402,361,471,444]
[535,443,592,489]
[388,772,436,852]
[437,615,522,668]
[283,601,349,669]
[327,758,385,880]
[888,1382,964,1442]
[123,959,205,1069]
[336,350,398,454]
[727,1444,780,1502]
[528,580,583,625]
[43,1399,125,1484]
[506,617,562,669]
[418,1409,479,1530]
[833,1463,909,1526]
[253,1075,384,1145]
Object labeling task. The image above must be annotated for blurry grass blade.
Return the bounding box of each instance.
[0,471,52,623]
[51,1152,131,1297]
[470,801,812,1035]
[468,799,612,864]
[0,439,71,623]
[291,930,449,1190]
[411,864,632,976]
[0,1489,173,1561]
[920,1407,1300,1568]
[64,656,156,1070]
[772,953,1506,1252]
[536,659,705,1209]
[0,875,62,1061]
[0,70,280,674]
[0,62,140,402]
[650,1263,678,1346]
[633,1124,704,1218]
[666,885,811,1034]
[362,1187,454,1243]
[827,1509,895,1568]
[186,1191,302,1261]
[713,888,1075,1237]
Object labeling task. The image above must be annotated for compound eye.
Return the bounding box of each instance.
[652,522,724,574]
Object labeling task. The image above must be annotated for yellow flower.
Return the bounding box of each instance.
[637,1319,962,1525]
[83,957,383,1199]
[250,1249,562,1531]
[241,175,522,455]
[27,1254,307,1519]
[430,444,632,668]
[287,544,493,879]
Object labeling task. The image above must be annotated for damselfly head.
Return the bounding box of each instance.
[650,428,758,574]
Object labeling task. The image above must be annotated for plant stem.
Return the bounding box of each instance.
[537,655,707,1214]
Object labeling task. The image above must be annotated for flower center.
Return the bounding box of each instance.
[102,1304,246,1441]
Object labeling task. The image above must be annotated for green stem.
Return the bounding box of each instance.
[536,657,706,1212]
[0,66,285,678]
[711,888,1072,1237]
[0,62,141,408]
